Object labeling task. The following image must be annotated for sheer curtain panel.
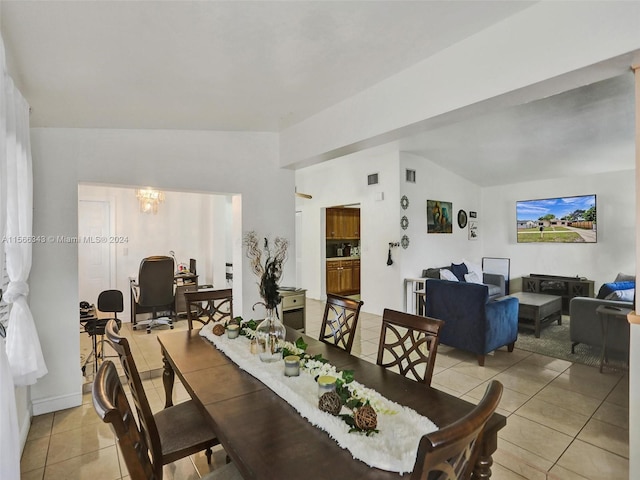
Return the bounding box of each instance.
[0,34,46,480]
[4,79,47,386]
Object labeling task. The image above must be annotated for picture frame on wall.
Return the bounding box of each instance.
[427,199,453,233]
[468,220,479,240]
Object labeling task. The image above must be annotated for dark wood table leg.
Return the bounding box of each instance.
[162,352,175,408]
[472,431,498,479]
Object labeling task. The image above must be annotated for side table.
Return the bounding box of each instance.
[595,305,632,373]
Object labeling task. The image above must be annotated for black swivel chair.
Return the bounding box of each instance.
[132,256,175,333]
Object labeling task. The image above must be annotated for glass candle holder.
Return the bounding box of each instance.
[284,355,300,377]
[317,375,336,397]
[226,324,240,339]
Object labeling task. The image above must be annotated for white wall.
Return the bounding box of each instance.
[482,169,636,292]
[295,150,401,314]
[295,150,483,314]
[398,152,483,280]
[29,128,295,414]
[78,184,232,322]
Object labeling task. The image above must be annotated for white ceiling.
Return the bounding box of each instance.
[0,1,635,186]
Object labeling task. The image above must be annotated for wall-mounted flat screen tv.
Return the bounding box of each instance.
[516,194,597,243]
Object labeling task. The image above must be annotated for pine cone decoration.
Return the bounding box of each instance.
[318,391,342,416]
[354,405,377,430]
[212,323,225,336]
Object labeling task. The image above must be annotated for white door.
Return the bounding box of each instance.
[78,200,114,306]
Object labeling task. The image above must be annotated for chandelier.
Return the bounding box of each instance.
[136,188,165,214]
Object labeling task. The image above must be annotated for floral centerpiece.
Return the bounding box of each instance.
[244,231,289,362]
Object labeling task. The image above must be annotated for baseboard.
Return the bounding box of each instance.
[32,391,83,416]
[18,403,31,453]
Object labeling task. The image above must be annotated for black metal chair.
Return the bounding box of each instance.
[132,256,175,333]
[97,289,124,360]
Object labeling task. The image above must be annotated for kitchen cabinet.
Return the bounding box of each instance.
[326,208,360,239]
[352,259,360,293]
[326,259,359,296]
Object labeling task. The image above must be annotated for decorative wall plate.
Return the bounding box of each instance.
[400,216,409,230]
[401,235,410,249]
[457,209,468,229]
[400,195,409,210]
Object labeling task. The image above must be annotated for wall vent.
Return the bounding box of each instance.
[406,169,416,183]
[367,173,379,185]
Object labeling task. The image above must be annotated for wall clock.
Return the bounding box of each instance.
[401,216,409,230]
[400,195,409,210]
[457,209,468,229]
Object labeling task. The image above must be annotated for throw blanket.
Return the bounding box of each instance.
[200,324,438,474]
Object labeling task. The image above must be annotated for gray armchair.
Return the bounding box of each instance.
[422,268,505,300]
[570,297,631,355]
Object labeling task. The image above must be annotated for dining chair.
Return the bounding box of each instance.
[132,255,175,333]
[376,308,444,385]
[185,288,233,330]
[318,294,364,353]
[93,360,242,480]
[410,380,503,480]
[103,319,219,470]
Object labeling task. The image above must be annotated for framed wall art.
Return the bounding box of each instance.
[427,200,453,234]
[468,220,479,240]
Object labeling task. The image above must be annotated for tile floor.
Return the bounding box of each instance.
[22,299,629,479]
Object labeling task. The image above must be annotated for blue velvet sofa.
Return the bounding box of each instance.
[424,279,519,366]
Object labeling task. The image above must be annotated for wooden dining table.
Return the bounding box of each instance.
[157,327,506,479]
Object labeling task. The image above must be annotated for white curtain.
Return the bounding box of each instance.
[0,34,46,480]
[0,337,19,480]
[4,77,47,386]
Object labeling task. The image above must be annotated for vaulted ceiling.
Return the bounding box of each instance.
[0,1,635,186]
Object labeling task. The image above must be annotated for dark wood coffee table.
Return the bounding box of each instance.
[508,292,562,338]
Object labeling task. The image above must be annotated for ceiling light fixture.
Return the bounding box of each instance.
[136,188,165,214]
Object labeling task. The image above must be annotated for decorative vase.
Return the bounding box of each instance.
[255,309,286,363]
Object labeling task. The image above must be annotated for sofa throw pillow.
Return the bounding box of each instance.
[440,269,459,282]
[614,272,636,283]
[596,281,636,299]
[462,259,483,282]
[450,262,468,282]
[605,288,635,302]
[423,268,442,279]
[464,271,483,284]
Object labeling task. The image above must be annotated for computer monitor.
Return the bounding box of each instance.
[189,258,196,276]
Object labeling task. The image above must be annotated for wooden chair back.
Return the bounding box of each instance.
[411,380,503,480]
[184,288,233,330]
[93,360,159,480]
[319,294,364,353]
[377,308,444,385]
[104,319,163,478]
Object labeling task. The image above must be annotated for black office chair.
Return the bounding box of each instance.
[132,256,175,333]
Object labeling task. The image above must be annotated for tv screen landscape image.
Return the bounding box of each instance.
[516,194,597,243]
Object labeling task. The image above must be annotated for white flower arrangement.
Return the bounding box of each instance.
[301,357,397,417]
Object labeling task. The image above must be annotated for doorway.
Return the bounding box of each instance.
[78,198,116,306]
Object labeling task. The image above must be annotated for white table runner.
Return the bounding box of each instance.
[200,323,438,474]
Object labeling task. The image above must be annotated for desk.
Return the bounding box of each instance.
[129,273,198,324]
[157,328,506,479]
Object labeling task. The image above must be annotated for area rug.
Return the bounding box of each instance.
[515,317,627,370]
